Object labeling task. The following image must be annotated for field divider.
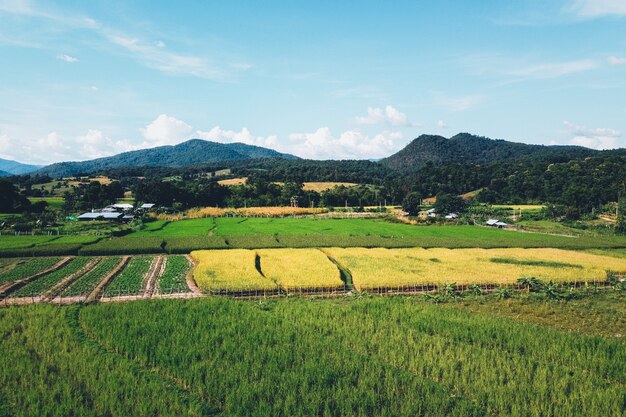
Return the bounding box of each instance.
[43,257,102,302]
[85,256,130,303]
[253,251,285,295]
[0,257,73,300]
[144,256,165,298]
[184,255,202,294]
[319,249,354,292]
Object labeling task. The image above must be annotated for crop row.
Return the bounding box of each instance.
[103,256,154,297]
[11,257,92,298]
[157,256,191,293]
[61,257,122,297]
[0,257,61,285]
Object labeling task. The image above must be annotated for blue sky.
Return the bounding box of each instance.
[1,0,625,164]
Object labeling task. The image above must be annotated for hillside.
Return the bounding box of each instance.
[0,158,41,175]
[35,139,298,177]
[381,133,598,171]
[0,170,11,177]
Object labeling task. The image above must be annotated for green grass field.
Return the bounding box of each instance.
[28,197,64,209]
[0,293,623,416]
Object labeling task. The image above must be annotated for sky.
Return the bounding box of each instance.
[0,0,625,165]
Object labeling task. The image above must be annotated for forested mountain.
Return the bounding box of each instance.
[0,158,41,175]
[381,133,599,171]
[35,139,298,177]
[0,170,11,177]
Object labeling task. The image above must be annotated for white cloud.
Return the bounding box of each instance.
[56,54,78,63]
[288,128,405,159]
[564,121,621,149]
[608,55,626,65]
[508,59,597,79]
[105,34,227,80]
[140,114,193,146]
[432,91,483,112]
[436,120,447,129]
[195,126,278,148]
[567,0,626,17]
[155,40,166,48]
[354,105,412,126]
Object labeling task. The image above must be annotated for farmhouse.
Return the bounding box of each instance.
[486,219,508,228]
[445,213,459,219]
[78,212,124,221]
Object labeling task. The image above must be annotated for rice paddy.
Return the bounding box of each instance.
[327,247,626,289]
[191,249,276,292]
[189,247,626,292]
[257,248,344,290]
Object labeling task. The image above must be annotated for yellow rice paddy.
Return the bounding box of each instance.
[190,249,276,292]
[326,248,626,290]
[257,249,344,290]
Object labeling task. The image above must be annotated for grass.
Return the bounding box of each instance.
[257,248,344,290]
[191,249,276,292]
[79,237,164,255]
[28,197,65,209]
[325,247,626,289]
[103,256,153,297]
[133,218,215,237]
[10,257,91,298]
[302,181,358,192]
[0,294,623,416]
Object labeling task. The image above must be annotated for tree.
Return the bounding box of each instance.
[617,194,626,234]
[401,192,421,216]
[0,180,30,213]
[433,193,467,214]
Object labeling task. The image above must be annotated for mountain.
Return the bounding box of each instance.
[35,139,298,177]
[0,170,11,177]
[380,133,599,171]
[0,158,42,175]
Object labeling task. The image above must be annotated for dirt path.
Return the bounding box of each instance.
[143,256,165,297]
[184,255,202,294]
[42,258,102,301]
[85,256,130,303]
[0,257,72,299]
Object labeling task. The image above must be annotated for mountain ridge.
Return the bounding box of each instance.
[0,158,42,175]
[380,132,601,170]
[35,139,298,177]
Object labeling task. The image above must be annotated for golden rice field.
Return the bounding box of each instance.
[191,249,276,292]
[190,248,626,292]
[302,182,358,192]
[257,249,344,290]
[326,248,626,290]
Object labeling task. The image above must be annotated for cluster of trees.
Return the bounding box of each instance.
[0,180,46,213]
[62,181,124,212]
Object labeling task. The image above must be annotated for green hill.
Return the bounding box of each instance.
[381,133,598,171]
[35,139,298,177]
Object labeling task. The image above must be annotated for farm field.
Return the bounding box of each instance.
[0,294,624,416]
[191,249,276,292]
[3,219,626,257]
[189,247,626,292]
[103,256,153,297]
[0,257,60,285]
[327,247,626,289]
[10,257,91,298]
[60,257,120,297]
[257,248,344,290]
[157,255,191,293]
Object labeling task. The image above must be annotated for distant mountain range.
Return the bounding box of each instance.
[380,133,601,171]
[0,158,42,176]
[35,139,298,177]
[19,133,625,178]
